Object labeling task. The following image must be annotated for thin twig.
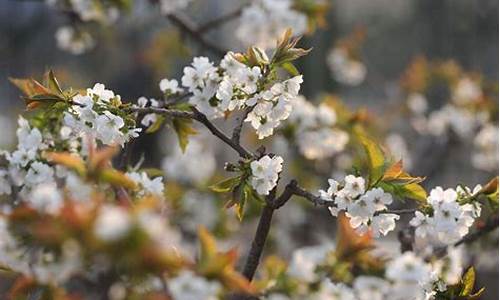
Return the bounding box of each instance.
[129,106,254,159]
[167,13,227,57]
[198,7,244,33]
[190,107,254,159]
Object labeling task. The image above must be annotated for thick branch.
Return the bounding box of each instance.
[241,205,275,281]
[167,13,227,57]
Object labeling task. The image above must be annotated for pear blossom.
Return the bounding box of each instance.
[250,155,283,195]
[26,183,63,215]
[25,162,55,186]
[159,78,183,94]
[313,281,356,300]
[127,171,164,198]
[287,244,332,283]
[410,186,482,246]
[327,48,366,86]
[55,26,95,55]
[94,205,132,241]
[236,0,307,49]
[451,77,482,105]
[353,276,390,300]
[343,175,366,198]
[169,271,221,300]
[472,124,498,171]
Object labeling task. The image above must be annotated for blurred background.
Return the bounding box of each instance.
[1,0,498,297]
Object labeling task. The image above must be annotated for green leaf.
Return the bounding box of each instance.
[400,183,427,202]
[172,118,197,152]
[357,132,385,186]
[281,62,300,76]
[236,184,251,221]
[460,267,476,296]
[378,182,427,203]
[47,70,64,96]
[209,176,241,193]
[145,115,166,133]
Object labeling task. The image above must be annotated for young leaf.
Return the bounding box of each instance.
[172,118,197,152]
[47,70,64,96]
[460,267,476,296]
[145,115,165,133]
[209,176,241,193]
[357,132,385,186]
[281,62,300,76]
[198,226,217,264]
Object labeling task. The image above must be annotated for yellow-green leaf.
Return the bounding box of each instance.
[198,226,217,264]
[460,267,476,296]
[357,132,385,186]
[145,115,166,133]
[209,176,241,193]
[99,169,137,190]
[400,183,427,202]
[173,118,197,152]
[47,70,64,96]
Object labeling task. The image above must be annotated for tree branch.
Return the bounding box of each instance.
[166,13,227,57]
[130,106,254,159]
[241,204,275,281]
[198,6,245,34]
[231,107,252,144]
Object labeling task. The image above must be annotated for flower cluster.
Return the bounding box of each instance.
[250,155,283,195]
[319,175,399,237]
[472,124,499,172]
[275,243,464,300]
[158,52,304,138]
[407,75,488,139]
[64,83,141,146]
[162,136,216,184]
[47,0,120,54]
[0,197,184,289]
[410,186,482,246]
[126,171,165,198]
[47,0,120,24]
[327,47,367,86]
[55,26,95,55]
[287,96,349,159]
[236,0,307,49]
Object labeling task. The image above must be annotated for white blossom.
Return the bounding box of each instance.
[410,186,481,246]
[250,155,283,195]
[472,124,498,171]
[287,244,332,283]
[94,205,132,241]
[55,26,94,55]
[127,171,164,198]
[327,48,366,86]
[159,78,183,94]
[451,77,482,105]
[26,183,63,214]
[353,276,390,300]
[162,137,216,184]
[169,270,221,300]
[236,0,307,49]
